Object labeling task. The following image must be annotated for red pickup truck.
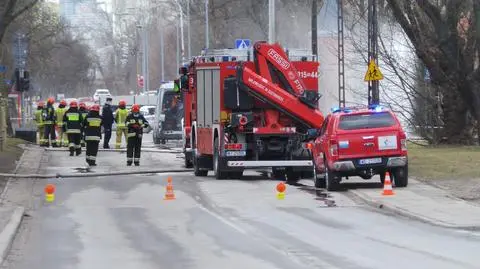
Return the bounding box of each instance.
[308,105,408,191]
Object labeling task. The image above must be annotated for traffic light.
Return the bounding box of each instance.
[180,74,188,90]
[21,71,30,91]
[14,68,30,92]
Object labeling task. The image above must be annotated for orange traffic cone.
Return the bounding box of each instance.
[382,172,394,196]
[164,177,176,200]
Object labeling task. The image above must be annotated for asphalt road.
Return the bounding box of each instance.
[1,136,480,269]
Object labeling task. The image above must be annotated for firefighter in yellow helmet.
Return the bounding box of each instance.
[34,101,45,145]
[114,100,128,149]
[55,100,68,147]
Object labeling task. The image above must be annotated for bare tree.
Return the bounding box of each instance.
[386,0,479,144]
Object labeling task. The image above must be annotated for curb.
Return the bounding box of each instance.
[0,207,25,265]
[348,189,480,231]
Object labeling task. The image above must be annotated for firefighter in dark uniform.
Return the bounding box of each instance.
[42,97,57,147]
[125,104,149,166]
[79,102,89,147]
[63,101,83,156]
[101,97,114,149]
[83,104,103,166]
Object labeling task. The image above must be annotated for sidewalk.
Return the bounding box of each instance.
[350,178,480,230]
[0,145,44,266]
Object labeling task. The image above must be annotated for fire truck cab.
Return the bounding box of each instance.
[181,42,325,182]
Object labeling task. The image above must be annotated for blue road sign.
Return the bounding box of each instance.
[235,39,251,49]
[0,65,6,73]
[4,79,12,85]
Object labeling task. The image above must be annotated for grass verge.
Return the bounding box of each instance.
[408,142,480,180]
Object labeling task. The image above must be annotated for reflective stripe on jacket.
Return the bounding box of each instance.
[83,112,103,141]
[63,108,83,134]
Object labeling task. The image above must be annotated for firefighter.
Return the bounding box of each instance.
[102,97,114,149]
[114,100,128,149]
[83,104,102,166]
[42,97,57,147]
[125,104,149,166]
[63,101,83,156]
[78,102,89,147]
[55,100,68,147]
[34,101,45,145]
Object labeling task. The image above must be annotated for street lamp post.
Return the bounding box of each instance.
[205,0,209,49]
[174,0,186,65]
[187,0,191,59]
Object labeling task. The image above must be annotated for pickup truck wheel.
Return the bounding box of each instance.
[193,148,208,177]
[272,168,286,181]
[325,162,340,191]
[393,165,408,187]
[313,163,326,188]
[213,137,228,179]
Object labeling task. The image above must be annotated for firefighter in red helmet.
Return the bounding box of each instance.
[42,97,57,147]
[63,101,83,156]
[125,104,149,166]
[83,104,103,166]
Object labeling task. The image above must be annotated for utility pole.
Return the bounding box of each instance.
[311,0,318,56]
[187,0,191,59]
[176,21,180,73]
[160,20,165,82]
[337,0,346,108]
[205,0,209,49]
[268,0,275,43]
[367,0,379,105]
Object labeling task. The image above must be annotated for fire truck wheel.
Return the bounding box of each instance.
[271,168,286,181]
[286,168,300,184]
[193,149,208,177]
[213,137,228,179]
[228,171,243,179]
[184,155,193,168]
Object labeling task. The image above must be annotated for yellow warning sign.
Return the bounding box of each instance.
[364,59,384,81]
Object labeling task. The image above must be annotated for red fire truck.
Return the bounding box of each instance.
[179,41,325,181]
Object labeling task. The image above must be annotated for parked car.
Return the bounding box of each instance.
[93,89,112,103]
[140,105,156,133]
[308,105,408,191]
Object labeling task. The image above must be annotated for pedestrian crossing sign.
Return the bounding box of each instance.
[364,59,384,81]
[235,39,251,50]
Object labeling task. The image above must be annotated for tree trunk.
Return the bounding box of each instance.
[439,84,472,144]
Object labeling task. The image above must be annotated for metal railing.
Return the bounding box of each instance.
[193,47,318,63]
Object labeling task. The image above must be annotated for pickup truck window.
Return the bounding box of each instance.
[338,112,396,130]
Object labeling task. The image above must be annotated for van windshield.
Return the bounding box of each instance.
[338,112,396,130]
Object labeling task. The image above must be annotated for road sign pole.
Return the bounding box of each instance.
[268,0,275,43]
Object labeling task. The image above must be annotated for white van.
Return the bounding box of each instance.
[152,82,183,144]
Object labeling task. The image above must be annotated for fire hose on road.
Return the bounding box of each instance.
[0,168,193,179]
[44,148,183,154]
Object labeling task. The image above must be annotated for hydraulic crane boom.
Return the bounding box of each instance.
[253,42,318,108]
[237,64,324,129]
[237,42,324,130]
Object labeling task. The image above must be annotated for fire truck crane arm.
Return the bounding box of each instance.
[237,64,324,130]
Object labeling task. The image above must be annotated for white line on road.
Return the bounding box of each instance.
[196,204,247,235]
